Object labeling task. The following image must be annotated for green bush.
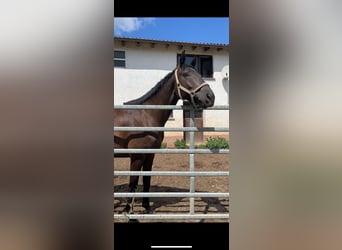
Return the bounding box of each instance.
[174,139,189,149]
[205,137,229,149]
[160,142,167,149]
[174,138,229,149]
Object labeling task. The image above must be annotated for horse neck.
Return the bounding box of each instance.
[143,75,179,126]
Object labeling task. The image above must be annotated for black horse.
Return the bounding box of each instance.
[113,50,215,213]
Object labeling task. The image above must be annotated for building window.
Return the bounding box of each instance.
[114,50,126,67]
[177,54,213,78]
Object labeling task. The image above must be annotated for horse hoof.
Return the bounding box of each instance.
[124,204,134,213]
[144,208,155,214]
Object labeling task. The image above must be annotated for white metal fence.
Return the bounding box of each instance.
[113,104,229,221]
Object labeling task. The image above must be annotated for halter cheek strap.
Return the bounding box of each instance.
[174,68,209,107]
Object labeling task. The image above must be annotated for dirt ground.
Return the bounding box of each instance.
[114,136,229,223]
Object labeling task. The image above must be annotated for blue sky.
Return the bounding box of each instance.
[114,18,229,44]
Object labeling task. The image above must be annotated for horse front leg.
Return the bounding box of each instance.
[125,154,144,214]
[142,154,155,213]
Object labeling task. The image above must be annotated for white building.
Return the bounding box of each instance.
[114,37,229,142]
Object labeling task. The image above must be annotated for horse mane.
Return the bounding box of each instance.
[124,70,175,105]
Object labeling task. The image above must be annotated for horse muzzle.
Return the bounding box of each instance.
[194,85,215,108]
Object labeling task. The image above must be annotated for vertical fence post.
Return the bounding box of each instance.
[189,106,195,214]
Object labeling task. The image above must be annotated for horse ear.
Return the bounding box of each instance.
[190,57,196,67]
[179,50,186,66]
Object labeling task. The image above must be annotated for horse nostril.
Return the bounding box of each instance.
[206,93,212,100]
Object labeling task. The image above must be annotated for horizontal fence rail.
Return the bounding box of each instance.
[113,148,229,154]
[114,104,229,110]
[113,171,230,176]
[113,104,229,221]
[113,126,229,132]
[113,214,230,220]
[114,192,230,198]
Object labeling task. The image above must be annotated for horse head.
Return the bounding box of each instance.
[175,50,215,108]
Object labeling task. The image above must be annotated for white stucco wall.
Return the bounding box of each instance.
[114,43,229,136]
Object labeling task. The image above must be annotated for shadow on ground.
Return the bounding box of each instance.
[114,183,229,217]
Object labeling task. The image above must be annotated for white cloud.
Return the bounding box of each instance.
[114,18,155,36]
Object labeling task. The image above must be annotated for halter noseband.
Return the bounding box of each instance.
[174,68,209,107]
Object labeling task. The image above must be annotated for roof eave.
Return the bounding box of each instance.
[114,36,229,48]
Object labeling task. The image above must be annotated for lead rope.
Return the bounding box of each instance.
[124,196,135,222]
[174,68,209,107]
[128,197,135,214]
